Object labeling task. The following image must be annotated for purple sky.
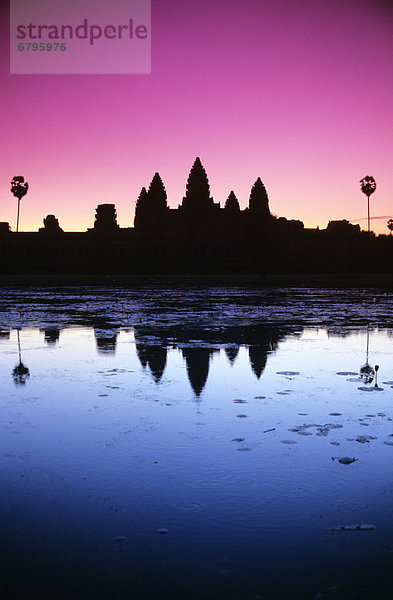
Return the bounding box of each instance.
[1,0,392,233]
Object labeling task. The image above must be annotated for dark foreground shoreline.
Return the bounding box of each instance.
[1,272,393,289]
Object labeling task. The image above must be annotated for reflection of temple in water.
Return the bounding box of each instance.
[225,344,239,364]
[133,324,293,396]
[93,325,119,354]
[40,327,60,345]
[181,347,219,396]
[136,344,167,383]
[34,321,299,395]
[249,346,268,379]
[248,328,281,379]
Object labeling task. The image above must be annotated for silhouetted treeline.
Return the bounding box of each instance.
[1,158,392,275]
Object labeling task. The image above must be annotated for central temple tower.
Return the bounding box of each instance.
[180,157,216,219]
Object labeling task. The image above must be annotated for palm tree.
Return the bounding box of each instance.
[388,219,393,235]
[359,328,374,384]
[12,328,30,385]
[11,176,29,232]
[360,175,376,233]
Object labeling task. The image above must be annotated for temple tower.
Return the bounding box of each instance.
[181,157,215,219]
[249,177,270,217]
[93,204,119,232]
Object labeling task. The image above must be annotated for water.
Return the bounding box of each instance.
[1,286,393,599]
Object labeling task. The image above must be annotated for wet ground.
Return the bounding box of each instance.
[1,286,393,599]
[1,284,393,329]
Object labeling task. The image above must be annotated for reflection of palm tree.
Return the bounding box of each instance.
[374,364,380,388]
[12,329,30,385]
[359,328,375,384]
[360,175,376,233]
[11,176,29,233]
[12,362,30,385]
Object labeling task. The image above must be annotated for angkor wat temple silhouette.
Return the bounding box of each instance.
[1,158,392,275]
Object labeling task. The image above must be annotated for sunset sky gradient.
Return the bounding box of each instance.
[1,0,392,233]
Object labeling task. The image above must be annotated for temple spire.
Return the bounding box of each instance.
[148,172,167,211]
[134,186,149,228]
[134,173,168,230]
[249,177,270,216]
[181,157,214,216]
[224,191,240,213]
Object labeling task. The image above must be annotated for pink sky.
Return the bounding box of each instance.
[1,0,392,233]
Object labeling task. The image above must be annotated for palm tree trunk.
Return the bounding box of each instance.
[367,195,370,232]
[16,198,21,233]
[17,329,21,363]
[366,328,369,363]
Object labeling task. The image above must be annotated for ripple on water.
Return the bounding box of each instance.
[358,386,384,392]
[276,371,300,376]
[181,503,201,511]
[337,371,358,376]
